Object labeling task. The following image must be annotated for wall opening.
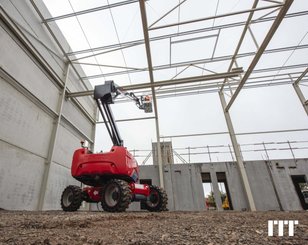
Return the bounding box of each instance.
[201,172,233,210]
[216,172,233,210]
[217,181,229,210]
[201,173,215,210]
[291,175,308,210]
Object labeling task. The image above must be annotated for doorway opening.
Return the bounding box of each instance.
[216,172,233,210]
[201,173,215,210]
[291,175,308,210]
[201,172,233,210]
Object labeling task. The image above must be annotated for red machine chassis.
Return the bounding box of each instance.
[71,146,150,202]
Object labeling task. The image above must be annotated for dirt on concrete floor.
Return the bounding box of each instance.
[0,210,307,245]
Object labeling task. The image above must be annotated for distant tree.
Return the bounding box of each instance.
[206,191,216,207]
[206,191,227,208]
[299,183,308,191]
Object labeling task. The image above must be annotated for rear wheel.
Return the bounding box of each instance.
[144,185,168,212]
[61,185,82,211]
[101,179,132,212]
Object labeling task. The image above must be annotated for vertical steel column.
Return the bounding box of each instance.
[293,85,308,115]
[292,67,308,115]
[139,0,164,188]
[37,63,70,210]
[219,91,256,211]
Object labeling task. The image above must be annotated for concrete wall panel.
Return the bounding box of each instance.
[245,161,280,211]
[0,77,53,157]
[43,162,79,210]
[2,1,96,121]
[52,124,82,169]
[0,24,60,113]
[162,165,175,211]
[66,72,96,120]
[201,160,308,211]
[188,164,205,210]
[223,163,248,210]
[62,100,93,139]
[130,164,204,211]
[2,0,70,77]
[171,164,204,211]
[0,140,44,210]
[270,161,303,211]
[0,1,96,211]
[201,162,249,211]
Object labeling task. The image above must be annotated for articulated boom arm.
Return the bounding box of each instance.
[94,80,152,146]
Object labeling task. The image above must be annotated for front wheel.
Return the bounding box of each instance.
[144,185,168,212]
[61,185,83,211]
[101,179,132,212]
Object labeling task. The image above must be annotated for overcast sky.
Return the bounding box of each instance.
[42,0,308,165]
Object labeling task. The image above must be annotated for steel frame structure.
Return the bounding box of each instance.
[28,0,308,211]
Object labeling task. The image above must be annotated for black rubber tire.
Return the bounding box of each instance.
[101,179,132,212]
[61,185,83,212]
[144,185,168,212]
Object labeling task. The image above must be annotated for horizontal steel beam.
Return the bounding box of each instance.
[252,62,308,74]
[67,64,308,98]
[68,63,308,99]
[161,131,228,138]
[81,44,308,79]
[66,90,94,98]
[97,116,155,124]
[66,10,308,57]
[149,4,283,31]
[160,128,308,139]
[72,61,144,71]
[67,69,243,98]
[156,78,308,100]
[126,69,243,90]
[148,73,303,96]
[43,0,139,23]
[170,33,218,45]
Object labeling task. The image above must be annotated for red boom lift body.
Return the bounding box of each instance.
[71,146,140,185]
[60,81,167,212]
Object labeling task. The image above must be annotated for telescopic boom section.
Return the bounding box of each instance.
[94,80,152,146]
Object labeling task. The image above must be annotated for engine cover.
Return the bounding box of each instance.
[71,146,139,186]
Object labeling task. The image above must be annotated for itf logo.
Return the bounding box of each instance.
[268,220,299,236]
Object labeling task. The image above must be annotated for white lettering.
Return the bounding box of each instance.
[267,220,298,237]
